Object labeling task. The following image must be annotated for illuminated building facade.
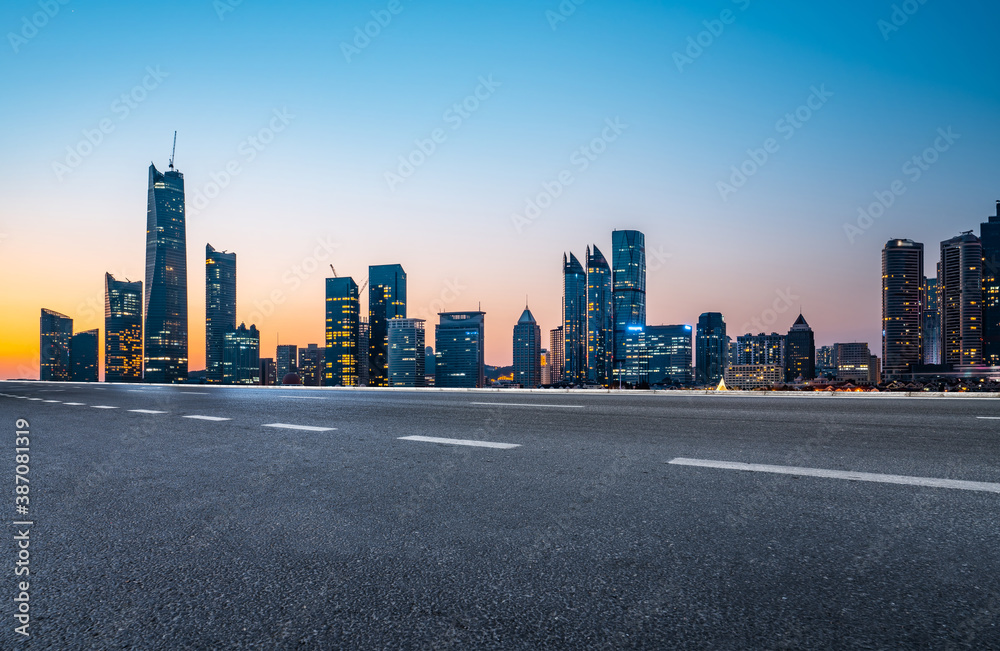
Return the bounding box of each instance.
[612,229,646,373]
[882,239,924,379]
[980,201,1000,365]
[105,273,143,382]
[563,252,587,385]
[435,311,485,388]
[298,344,323,386]
[325,277,360,387]
[144,163,188,383]
[922,276,941,365]
[646,325,693,386]
[358,319,370,386]
[735,332,785,367]
[939,232,983,366]
[784,314,816,382]
[369,264,407,387]
[222,323,260,385]
[205,244,237,383]
[586,245,613,386]
[70,329,99,382]
[259,358,276,386]
[40,308,73,381]
[696,312,727,386]
[513,306,541,388]
[835,342,876,383]
[724,364,784,390]
[549,327,564,384]
[276,344,297,381]
[816,346,836,378]
[388,318,426,387]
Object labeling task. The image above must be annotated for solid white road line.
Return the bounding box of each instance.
[42,400,61,403]
[183,415,231,421]
[399,435,520,450]
[668,458,1000,494]
[468,402,583,409]
[182,392,210,395]
[91,405,118,409]
[27,398,42,401]
[277,396,328,400]
[263,423,336,432]
[976,416,1000,420]
[63,402,85,406]
[129,409,168,414]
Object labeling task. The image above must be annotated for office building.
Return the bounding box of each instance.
[298,344,323,386]
[40,308,73,381]
[424,346,436,385]
[276,344,297,381]
[70,329,99,382]
[222,323,260,385]
[735,332,785,367]
[939,232,983,366]
[105,273,143,383]
[981,201,1000,365]
[816,345,837,378]
[618,328,649,386]
[435,311,485,388]
[587,246,614,386]
[513,306,542,388]
[358,318,370,386]
[923,275,941,365]
[784,314,816,382]
[325,277,360,387]
[696,312,727,386]
[834,342,876,383]
[205,244,237,383]
[369,264,407,386]
[724,364,784,390]
[549,327,564,384]
[259,357,276,386]
[540,348,550,386]
[563,252,587,385]
[144,162,188,384]
[646,325,693,386]
[882,239,924,379]
[388,318,426,387]
[612,229,646,373]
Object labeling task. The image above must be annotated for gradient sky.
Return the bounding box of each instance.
[1,0,998,379]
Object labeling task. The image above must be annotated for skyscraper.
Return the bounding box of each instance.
[923,275,942,365]
[205,244,237,383]
[70,329,99,382]
[105,273,143,383]
[40,308,73,381]
[144,162,188,383]
[325,277,360,387]
[882,239,924,379]
[435,311,485,388]
[939,232,983,366]
[646,325,693,386]
[259,358,277,386]
[816,346,836,378]
[276,344,297,382]
[388,318,426,387]
[612,229,646,372]
[549,327,564,384]
[980,201,1000,365]
[298,344,324,386]
[562,252,587,385]
[784,314,816,382]
[369,264,407,387]
[735,333,786,366]
[222,323,260,385]
[586,245,613,386]
[358,319,370,386]
[513,306,541,388]
[695,312,727,386]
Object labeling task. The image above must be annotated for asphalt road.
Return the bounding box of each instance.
[1,381,999,649]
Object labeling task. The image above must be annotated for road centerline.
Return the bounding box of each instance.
[183,415,231,421]
[263,423,336,432]
[399,435,520,450]
[129,409,168,414]
[468,402,583,409]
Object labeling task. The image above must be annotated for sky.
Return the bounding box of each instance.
[1,0,998,379]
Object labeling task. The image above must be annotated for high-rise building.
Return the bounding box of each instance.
[882,239,924,379]
[646,325,693,386]
[835,342,876,383]
[144,162,188,383]
[980,201,1000,365]
[923,276,942,365]
[205,244,237,383]
[358,319,370,386]
[105,273,143,383]
[70,329,99,382]
[325,277,360,387]
[735,332,785,366]
[424,346,436,385]
[298,344,323,386]
[618,327,649,386]
[612,229,646,373]
[388,318,426,387]
[540,348,551,386]
[586,245,613,386]
[222,323,260,385]
[939,232,983,366]
[276,344,297,381]
[369,264,407,386]
[562,253,587,385]
[695,312,727,386]
[259,357,277,386]
[784,314,816,382]
[513,306,541,388]
[549,327,564,384]
[40,308,73,381]
[435,311,486,388]
[816,345,837,378]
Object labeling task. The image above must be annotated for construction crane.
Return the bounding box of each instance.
[168,131,177,170]
[359,279,368,294]
[329,264,338,278]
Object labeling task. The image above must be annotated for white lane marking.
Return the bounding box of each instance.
[668,458,1000,494]
[277,395,328,400]
[42,400,61,403]
[91,405,118,409]
[27,398,42,401]
[399,435,520,450]
[63,402,85,406]
[182,392,210,395]
[127,390,149,393]
[183,415,231,421]
[976,416,1000,420]
[468,402,583,409]
[263,423,336,432]
[129,409,168,414]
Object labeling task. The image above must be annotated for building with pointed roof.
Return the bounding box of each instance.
[513,305,541,388]
[784,313,816,382]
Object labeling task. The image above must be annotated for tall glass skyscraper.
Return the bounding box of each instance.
[205,244,237,383]
[784,314,816,382]
[562,253,587,385]
[435,311,485,388]
[549,326,564,384]
[40,308,73,381]
[276,344,298,382]
[105,273,143,382]
[388,318,426,387]
[695,312,727,386]
[144,162,188,383]
[513,306,541,388]
[646,325,693,386]
[369,264,407,387]
[325,277,360,387]
[940,232,983,366]
[222,323,260,385]
[586,245,613,386]
[882,239,924,379]
[70,329,99,382]
[923,275,942,365]
[612,229,646,372]
[980,201,1000,365]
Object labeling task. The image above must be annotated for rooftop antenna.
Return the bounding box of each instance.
[329,264,338,278]
[168,131,177,170]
